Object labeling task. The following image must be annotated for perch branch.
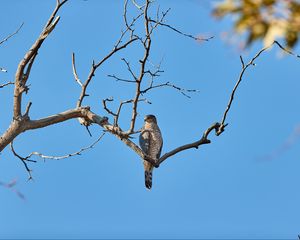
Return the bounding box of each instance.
[157,122,220,166]
[155,41,300,166]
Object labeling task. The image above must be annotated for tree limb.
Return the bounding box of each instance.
[13,1,67,119]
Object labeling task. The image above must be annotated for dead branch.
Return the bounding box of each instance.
[157,123,220,166]
[148,19,214,41]
[126,0,152,134]
[217,41,279,135]
[0,22,24,46]
[107,74,136,83]
[141,81,199,98]
[27,132,105,160]
[102,98,117,117]
[2,0,299,185]
[76,18,139,109]
[72,53,83,86]
[0,106,108,152]
[10,133,104,179]
[114,98,151,127]
[152,41,300,167]
[121,58,138,81]
[0,81,14,88]
[13,0,67,119]
[10,142,34,180]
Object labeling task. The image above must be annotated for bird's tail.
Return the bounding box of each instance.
[145,170,153,190]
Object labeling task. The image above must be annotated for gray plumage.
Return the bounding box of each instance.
[139,114,163,189]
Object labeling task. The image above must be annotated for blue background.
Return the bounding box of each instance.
[0,0,299,239]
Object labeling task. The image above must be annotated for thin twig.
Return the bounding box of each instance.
[141,81,199,98]
[107,74,136,83]
[102,98,117,117]
[0,22,24,46]
[27,132,105,160]
[10,133,105,178]
[76,38,138,108]
[121,58,138,81]
[10,142,34,180]
[148,19,214,41]
[274,41,300,58]
[218,44,272,135]
[114,98,151,127]
[0,81,14,88]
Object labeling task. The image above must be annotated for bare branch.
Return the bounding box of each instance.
[10,142,34,180]
[0,105,109,153]
[154,41,300,166]
[274,41,300,58]
[157,122,220,166]
[114,98,151,127]
[127,0,152,134]
[13,1,67,119]
[72,53,83,87]
[148,19,214,41]
[24,102,32,116]
[0,22,24,46]
[45,0,68,29]
[132,0,145,10]
[121,58,138,81]
[141,81,199,98]
[23,132,105,161]
[102,98,117,117]
[107,74,136,83]
[0,81,14,88]
[123,0,144,35]
[218,44,272,135]
[10,133,105,178]
[76,37,138,108]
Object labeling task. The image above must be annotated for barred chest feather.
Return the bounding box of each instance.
[144,122,163,159]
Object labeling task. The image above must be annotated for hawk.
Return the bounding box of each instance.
[139,114,163,189]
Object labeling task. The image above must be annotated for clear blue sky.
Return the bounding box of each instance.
[1,0,300,239]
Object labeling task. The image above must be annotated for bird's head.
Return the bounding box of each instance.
[144,114,157,124]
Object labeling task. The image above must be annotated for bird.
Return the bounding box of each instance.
[139,114,163,189]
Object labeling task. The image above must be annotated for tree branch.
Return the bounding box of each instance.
[153,41,300,166]
[127,0,152,134]
[157,122,220,166]
[13,1,66,119]
[76,34,138,108]
[72,53,83,86]
[0,22,24,46]
[0,81,14,88]
[148,19,213,41]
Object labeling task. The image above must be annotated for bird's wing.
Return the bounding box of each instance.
[157,139,163,159]
[139,130,151,155]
